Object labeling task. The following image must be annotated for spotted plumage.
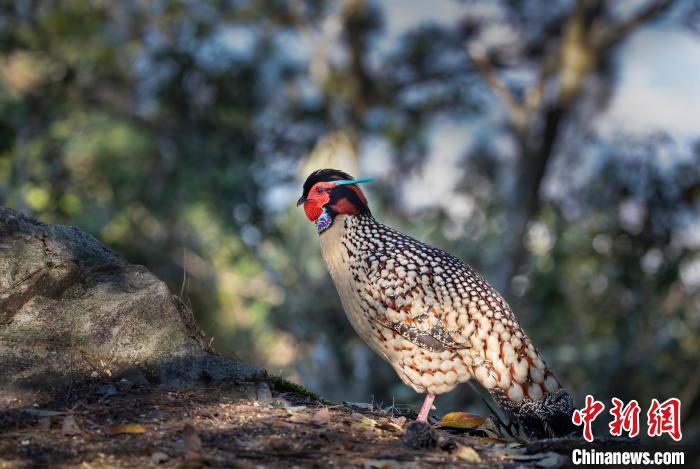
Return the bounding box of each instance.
[298,169,575,438]
[321,213,559,398]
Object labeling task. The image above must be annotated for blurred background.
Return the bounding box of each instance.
[1,0,699,438]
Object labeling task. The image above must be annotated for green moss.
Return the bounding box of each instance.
[268,375,329,404]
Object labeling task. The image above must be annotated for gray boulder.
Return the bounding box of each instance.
[0,206,264,398]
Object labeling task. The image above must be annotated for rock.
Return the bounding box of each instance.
[256,381,273,403]
[0,206,264,399]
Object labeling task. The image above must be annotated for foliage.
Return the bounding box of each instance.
[1,0,699,438]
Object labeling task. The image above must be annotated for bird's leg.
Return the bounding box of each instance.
[416,393,436,422]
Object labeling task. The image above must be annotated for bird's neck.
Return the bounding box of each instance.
[317,211,372,235]
[318,213,381,346]
[318,213,370,270]
[318,213,357,244]
[318,214,352,308]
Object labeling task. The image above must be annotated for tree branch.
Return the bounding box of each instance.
[467,45,528,135]
[598,0,675,51]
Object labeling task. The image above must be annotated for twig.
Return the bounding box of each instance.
[179,248,188,298]
[598,0,675,51]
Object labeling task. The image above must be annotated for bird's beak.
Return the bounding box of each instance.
[332,177,374,186]
[296,195,306,206]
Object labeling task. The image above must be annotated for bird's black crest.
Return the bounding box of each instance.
[301,168,355,200]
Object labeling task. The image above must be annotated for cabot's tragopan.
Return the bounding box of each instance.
[298,169,575,438]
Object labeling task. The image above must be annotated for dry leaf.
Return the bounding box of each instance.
[363,459,399,469]
[311,407,330,426]
[105,423,146,435]
[61,415,81,436]
[453,444,482,463]
[182,424,202,453]
[390,416,407,428]
[437,411,486,429]
[284,405,307,413]
[375,421,403,432]
[351,413,377,427]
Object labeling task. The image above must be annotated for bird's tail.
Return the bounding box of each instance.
[458,343,576,438]
[490,386,576,439]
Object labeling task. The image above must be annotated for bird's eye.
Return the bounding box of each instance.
[316,187,324,194]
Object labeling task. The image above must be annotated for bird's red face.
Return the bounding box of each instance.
[298,169,373,232]
[302,181,335,222]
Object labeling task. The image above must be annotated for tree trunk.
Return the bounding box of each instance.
[496,104,567,296]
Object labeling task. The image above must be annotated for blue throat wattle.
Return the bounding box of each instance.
[316,208,333,233]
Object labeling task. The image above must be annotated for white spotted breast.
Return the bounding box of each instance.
[320,213,561,402]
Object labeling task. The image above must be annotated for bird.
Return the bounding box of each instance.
[297,168,575,438]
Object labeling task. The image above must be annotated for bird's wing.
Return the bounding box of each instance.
[359,247,471,352]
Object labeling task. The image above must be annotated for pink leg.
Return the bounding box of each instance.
[416,393,436,422]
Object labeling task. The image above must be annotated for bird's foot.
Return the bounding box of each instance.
[416,392,436,422]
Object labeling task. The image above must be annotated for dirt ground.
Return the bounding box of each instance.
[0,375,581,468]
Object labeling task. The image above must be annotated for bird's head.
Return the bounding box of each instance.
[297,169,373,233]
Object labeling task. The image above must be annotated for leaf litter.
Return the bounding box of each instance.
[0,380,586,467]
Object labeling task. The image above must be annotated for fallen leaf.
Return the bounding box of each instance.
[105,423,146,435]
[375,421,403,432]
[390,416,407,428]
[350,412,377,427]
[437,411,487,429]
[311,407,330,426]
[363,459,399,469]
[61,415,81,436]
[284,405,307,413]
[182,424,202,453]
[453,444,482,463]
